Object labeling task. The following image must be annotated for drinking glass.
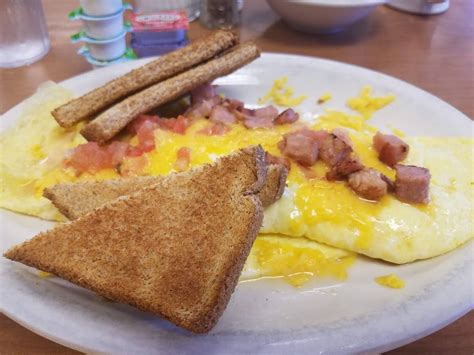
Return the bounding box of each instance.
[0,0,50,68]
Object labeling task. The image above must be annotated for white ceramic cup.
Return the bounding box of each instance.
[387,0,449,14]
[83,11,124,39]
[87,33,126,61]
[80,0,123,16]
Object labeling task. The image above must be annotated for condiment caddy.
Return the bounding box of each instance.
[68,1,136,67]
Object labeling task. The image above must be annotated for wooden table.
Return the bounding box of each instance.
[1,0,472,353]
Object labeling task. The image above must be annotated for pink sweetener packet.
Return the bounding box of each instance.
[129,11,189,32]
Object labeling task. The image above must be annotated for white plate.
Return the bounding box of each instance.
[0,54,472,354]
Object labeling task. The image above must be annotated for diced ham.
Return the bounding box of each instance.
[266,152,291,170]
[319,133,353,166]
[253,105,279,120]
[381,174,395,192]
[240,105,279,129]
[348,168,388,201]
[373,132,409,167]
[289,127,327,142]
[197,122,231,136]
[209,105,237,124]
[185,100,213,119]
[311,129,330,146]
[332,128,353,148]
[274,108,299,125]
[318,131,363,180]
[223,98,244,111]
[242,116,275,129]
[185,96,222,119]
[394,164,431,204]
[190,83,216,104]
[174,147,191,172]
[278,128,320,166]
[326,154,364,180]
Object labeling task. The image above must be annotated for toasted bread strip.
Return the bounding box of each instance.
[5,146,266,333]
[81,43,260,143]
[52,30,239,128]
[43,164,288,220]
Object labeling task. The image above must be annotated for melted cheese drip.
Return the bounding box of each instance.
[145,119,296,175]
[140,110,423,253]
[242,235,355,287]
[375,273,405,289]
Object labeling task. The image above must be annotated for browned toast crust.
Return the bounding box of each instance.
[5,146,267,333]
[43,176,159,220]
[52,30,239,128]
[43,162,286,220]
[81,43,260,143]
[257,164,288,207]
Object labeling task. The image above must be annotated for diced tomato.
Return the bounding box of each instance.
[140,140,156,153]
[126,145,143,157]
[136,120,157,152]
[174,147,191,172]
[120,155,149,176]
[66,142,114,173]
[177,147,191,159]
[172,115,189,134]
[107,141,129,166]
[127,115,159,134]
[157,115,190,135]
[124,115,160,157]
[157,118,176,130]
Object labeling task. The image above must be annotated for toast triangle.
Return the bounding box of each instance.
[4,146,267,333]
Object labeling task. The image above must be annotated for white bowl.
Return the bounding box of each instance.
[387,0,449,15]
[266,0,386,34]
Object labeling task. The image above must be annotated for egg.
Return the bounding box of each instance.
[262,136,473,264]
[1,82,472,291]
[241,234,355,287]
[0,83,119,220]
[1,83,79,220]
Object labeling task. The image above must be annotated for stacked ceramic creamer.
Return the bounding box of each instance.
[69,0,136,67]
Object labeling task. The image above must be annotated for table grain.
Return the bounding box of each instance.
[1,0,472,353]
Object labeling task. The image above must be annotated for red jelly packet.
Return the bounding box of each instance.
[129,11,189,32]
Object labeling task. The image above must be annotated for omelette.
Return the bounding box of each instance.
[1,82,472,287]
